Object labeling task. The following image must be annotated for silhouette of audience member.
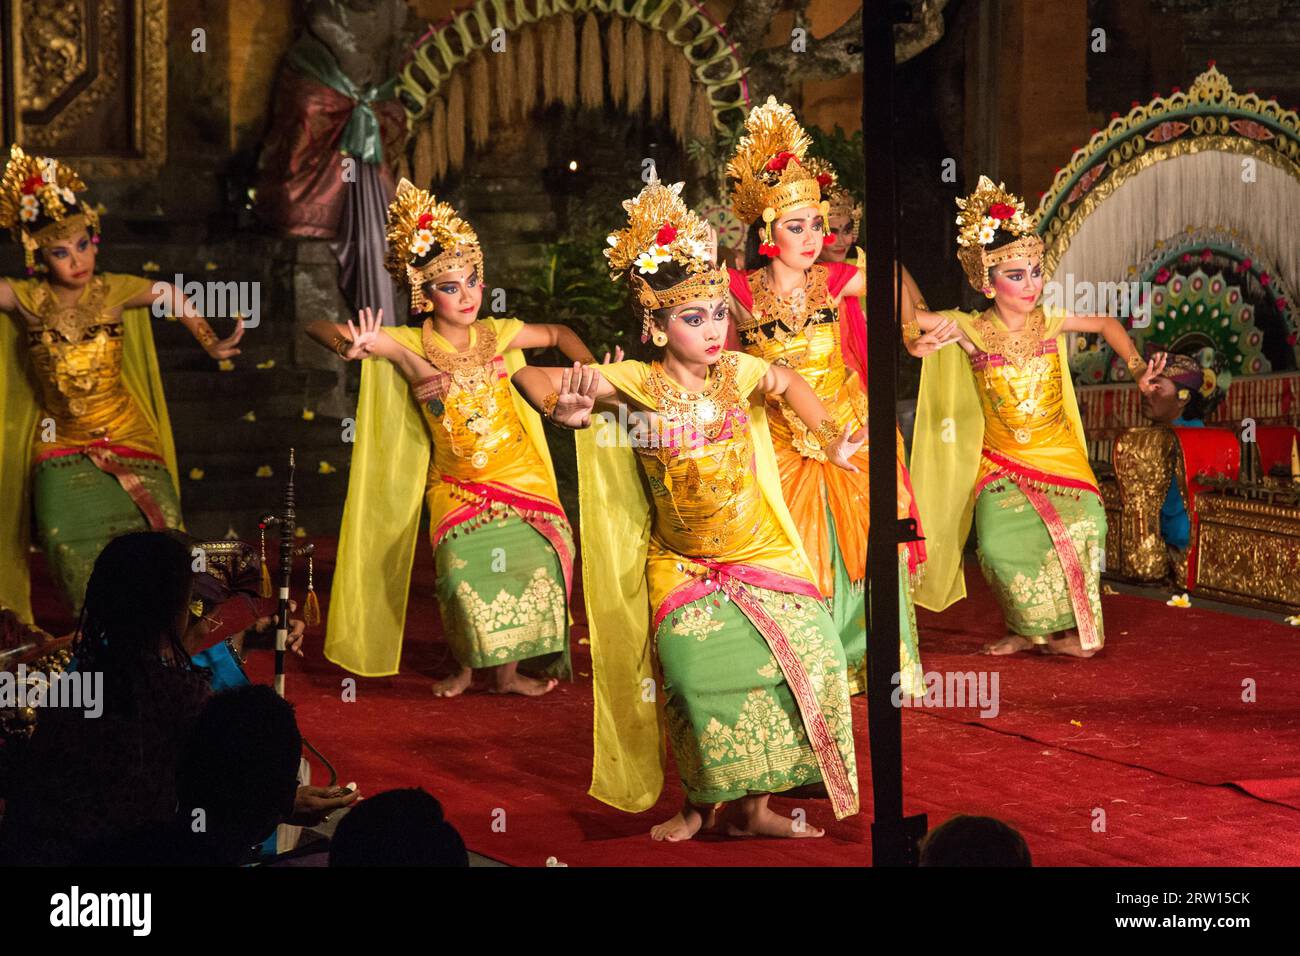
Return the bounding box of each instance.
[919,815,1032,867]
[329,788,469,867]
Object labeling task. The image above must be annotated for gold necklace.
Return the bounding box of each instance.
[750,265,829,339]
[422,320,500,469]
[32,277,111,343]
[645,352,740,446]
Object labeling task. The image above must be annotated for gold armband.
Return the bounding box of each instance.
[812,419,841,448]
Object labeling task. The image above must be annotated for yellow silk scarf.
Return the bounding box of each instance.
[0,274,178,621]
[911,308,1090,612]
[323,317,562,677]
[577,351,818,814]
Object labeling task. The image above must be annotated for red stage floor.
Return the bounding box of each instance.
[29,541,1300,866]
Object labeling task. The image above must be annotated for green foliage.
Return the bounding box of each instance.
[511,232,631,360]
[806,124,865,203]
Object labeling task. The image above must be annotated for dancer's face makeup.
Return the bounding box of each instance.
[41,231,97,289]
[988,255,1043,317]
[820,214,855,262]
[427,267,482,326]
[773,206,824,269]
[660,296,729,366]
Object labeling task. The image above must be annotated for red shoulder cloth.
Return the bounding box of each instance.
[824,260,859,298]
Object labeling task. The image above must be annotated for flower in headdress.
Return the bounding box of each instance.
[417,213,434,230]
[19,195,38,222]
[409,229,433,257]
[816,173,834,188]
[60,187,77,205]
[634,251,661,274]
[988,202,1016,220]
[650,244,673,263]
[977,223,997,245]
[765,151,798,172]
[656,223,678,246]
[606,234,619,247]
[20,174,43,195]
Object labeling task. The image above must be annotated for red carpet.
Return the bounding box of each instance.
[26,541,1300,866]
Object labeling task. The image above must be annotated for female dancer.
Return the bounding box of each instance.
[309,180,590,696]
[0,145,243,618]
[909,176,1159,657]
[721,98,924,696]
[513,176,863,841]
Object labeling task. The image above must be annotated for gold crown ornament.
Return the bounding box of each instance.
[726,96,828,257]
[604,175,728,344]
[385,178,483,314]
[0,144,101,274]
[803,157,862,238]
[954,175,1042,292]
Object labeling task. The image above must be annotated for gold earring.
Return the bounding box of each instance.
[983,288,996,299]
[651,328,668,347]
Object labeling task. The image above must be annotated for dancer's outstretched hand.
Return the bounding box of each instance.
[826,423,865,472]
[206,318,245,360]
[344,307,384,360]
[551,361,600,429]
[1137,351,1166,394]
[601,346,625,364]
[906,318,960,357]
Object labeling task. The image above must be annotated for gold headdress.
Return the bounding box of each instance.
[954,175,1042,292]
[725,96,827,255]
[604,176,728,344]
[385,178,483,314]
[0,144,101,273]
[803,157,862,238]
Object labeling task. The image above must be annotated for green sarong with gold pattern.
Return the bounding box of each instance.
[433,510,571,675]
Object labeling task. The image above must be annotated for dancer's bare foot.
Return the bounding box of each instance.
[649,803,716,842]
[1043,629,1098,658]
[487,662,558,696]
[982,634,1034,655]
[722,795,824,839]
[431,666,473,697]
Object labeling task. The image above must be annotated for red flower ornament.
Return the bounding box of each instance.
[988,202,1016,220]
[655,223,678,246]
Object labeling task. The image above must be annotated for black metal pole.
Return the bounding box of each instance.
[863,1,926,866]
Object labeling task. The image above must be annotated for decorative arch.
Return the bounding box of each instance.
[1034,65,1300,304]
[395,0,749,181]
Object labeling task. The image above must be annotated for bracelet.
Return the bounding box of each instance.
[333,335,353,358]
[812,418,841,447]
[541,391,560,417]
[195,324,218,348]
[902,318,922,345]
[1126,354,1146,379]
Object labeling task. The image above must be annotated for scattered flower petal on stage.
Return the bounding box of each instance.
[204,261,219,271]
[1167,593,1191,607]
[241,410,256,422]
[142,261,160,272]
[1070,719,1083,727]
[545,857,568,867]
[257,359,276,369]
[294,526,307,538]
[318,461,336,474]
[256,465,273,477]
[302,408,316,420]
[578,638,590,645]
[1286,615,1300,626]
[189,467,205,480]
[218,359,235,371]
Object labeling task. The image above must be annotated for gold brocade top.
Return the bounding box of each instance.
[409,318,557,531]
[617,353,811,608]
[966,308,1096,488]
[18,277,162,457]
[730,264,866,460]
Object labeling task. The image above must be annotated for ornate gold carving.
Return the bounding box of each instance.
[1194,493,1300,611]
[1111,426,1178,582]
[8,0,168,177]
